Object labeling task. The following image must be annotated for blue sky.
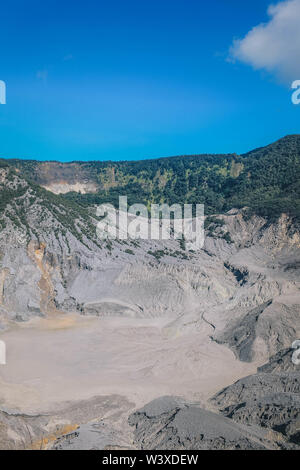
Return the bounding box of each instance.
[0,0,299,161]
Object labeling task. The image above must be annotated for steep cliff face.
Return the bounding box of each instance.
[12,161,99,194]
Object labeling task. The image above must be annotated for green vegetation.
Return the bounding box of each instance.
[124,248,135,255]
[4,134,300,222]
[222,231,233,244]
[204,216,225,229]
[0,168,101,249]
[147,247,189,261]
[62,135,300,221]
[147,249,166,260]
[204,215,232,241]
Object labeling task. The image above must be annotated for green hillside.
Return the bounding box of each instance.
[2,134,300,220]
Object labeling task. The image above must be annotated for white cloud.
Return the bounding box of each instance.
[230,0,300,82]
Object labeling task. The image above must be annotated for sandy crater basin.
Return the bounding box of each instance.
[0,313,258,414]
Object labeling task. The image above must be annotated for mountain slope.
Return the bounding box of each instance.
[3,134,300,220]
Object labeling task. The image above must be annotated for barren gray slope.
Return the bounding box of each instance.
[258,347,299,373]
[0,394,134,450]
[128,396,287,450]
[210,349,300,446]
